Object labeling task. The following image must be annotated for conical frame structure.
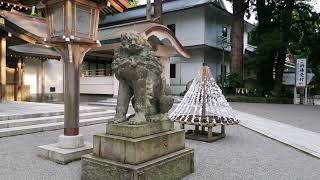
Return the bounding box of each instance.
[170,66,239,127]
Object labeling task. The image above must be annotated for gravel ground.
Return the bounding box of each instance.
[231,102,320,133]
[0,122,319,180]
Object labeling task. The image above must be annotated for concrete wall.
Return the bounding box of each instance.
[205,6,232,51]
[24,59,63,101]
[80,76,114,95]
[170,49,204,94]
[204,48,230,78]
[162,6,205,47]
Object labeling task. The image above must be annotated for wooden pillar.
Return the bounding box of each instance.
[159,56,170,86]
[154,0,162,24]
[0,38,6,102]
[40,60,46,102]
[16,59,23,101]
[60,44,89,136]
[146,0,152,20]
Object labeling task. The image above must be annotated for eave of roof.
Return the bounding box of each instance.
[100,0,214,26]
[98,20,190,58]
[100,0,256,28]
[8,44,60,59]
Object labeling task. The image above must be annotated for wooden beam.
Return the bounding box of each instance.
[40,59,45,102]
[109,0,125,12]
[0,37,5,101]
[154,0,162,24]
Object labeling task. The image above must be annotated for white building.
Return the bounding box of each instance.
[0,0,255,102]
[99,0,255,94]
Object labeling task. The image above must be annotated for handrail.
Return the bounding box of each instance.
[81,69,113,77]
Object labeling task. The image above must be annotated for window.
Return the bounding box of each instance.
[50,87,56,92]
[167,24,176,35]
[170,64,176,78]
[222,26,228,37]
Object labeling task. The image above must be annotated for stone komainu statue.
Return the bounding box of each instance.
[111,32,173,125]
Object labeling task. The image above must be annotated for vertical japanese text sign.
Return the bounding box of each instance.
[295,58,307,87]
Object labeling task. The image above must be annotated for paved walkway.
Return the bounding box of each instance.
[231,102,320,133]
[236,110,320,159]
[0,102,104,120]
[0,123,319,180]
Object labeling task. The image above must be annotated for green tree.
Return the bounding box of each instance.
[253,0,319,96]
[129,0,139,8]
[227,0,254,78]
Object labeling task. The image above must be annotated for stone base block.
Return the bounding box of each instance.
[186,130,225,142]
[58,134,84,149]
[37,142,92,164]
[81,148,194,180]
[106,120,174,138]
[93,130,185,165]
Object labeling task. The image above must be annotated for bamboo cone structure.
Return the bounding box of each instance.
[170,65,239,142]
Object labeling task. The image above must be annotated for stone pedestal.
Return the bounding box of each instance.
[81,120,194,180]
[38,134,92,164]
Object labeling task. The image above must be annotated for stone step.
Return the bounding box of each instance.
[0,106,107,121]
[0,110,115,129]
[88,102,118,107]
[0,116,113,138]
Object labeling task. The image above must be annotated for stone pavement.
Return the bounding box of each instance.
[0,102,320,179]
[236,110,320,158]
[0,123,320,180]
[231,102,320,133]
[0,102,104,120]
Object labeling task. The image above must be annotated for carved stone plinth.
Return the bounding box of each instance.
[81,121,194,180]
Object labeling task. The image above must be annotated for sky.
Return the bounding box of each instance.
[139,0,320,24]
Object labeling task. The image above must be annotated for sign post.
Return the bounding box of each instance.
[295,58,307,104]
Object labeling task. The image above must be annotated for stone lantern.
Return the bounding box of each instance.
[38,0,108,164]
[46,0,100,44]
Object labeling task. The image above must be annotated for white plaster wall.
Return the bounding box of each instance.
[24,59,40,95]
[205,7,232,51]
[44,60,63,94]
[163,7,205,47]
[80,76,114,94]
[204,6,251,51]
[24,59,63,95]
[170,49,204,94]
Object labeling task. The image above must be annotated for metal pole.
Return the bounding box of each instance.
[304,87,308,105]
[294,86,297,104]
[222,47,225,87]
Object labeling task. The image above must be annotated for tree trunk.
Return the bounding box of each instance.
[273,0,295,97]
[274,48,287,96]
[231,0,246,76]
[146,0,152,20]
[154,0,162,24]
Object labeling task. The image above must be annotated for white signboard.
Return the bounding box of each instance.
[283,73,315,85]
[295,59,307,87]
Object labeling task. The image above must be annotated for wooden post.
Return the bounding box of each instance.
[0,37,6,102]
[40,60,46,102]
[58,44,90,136]
[208,126,213,138]
[221,124,225,135]
[154,0,162,24]
[201,66,208,132]
[16,59,23,101]
[146,0,152,20]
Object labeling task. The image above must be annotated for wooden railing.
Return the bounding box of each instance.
[81,69,113,77]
